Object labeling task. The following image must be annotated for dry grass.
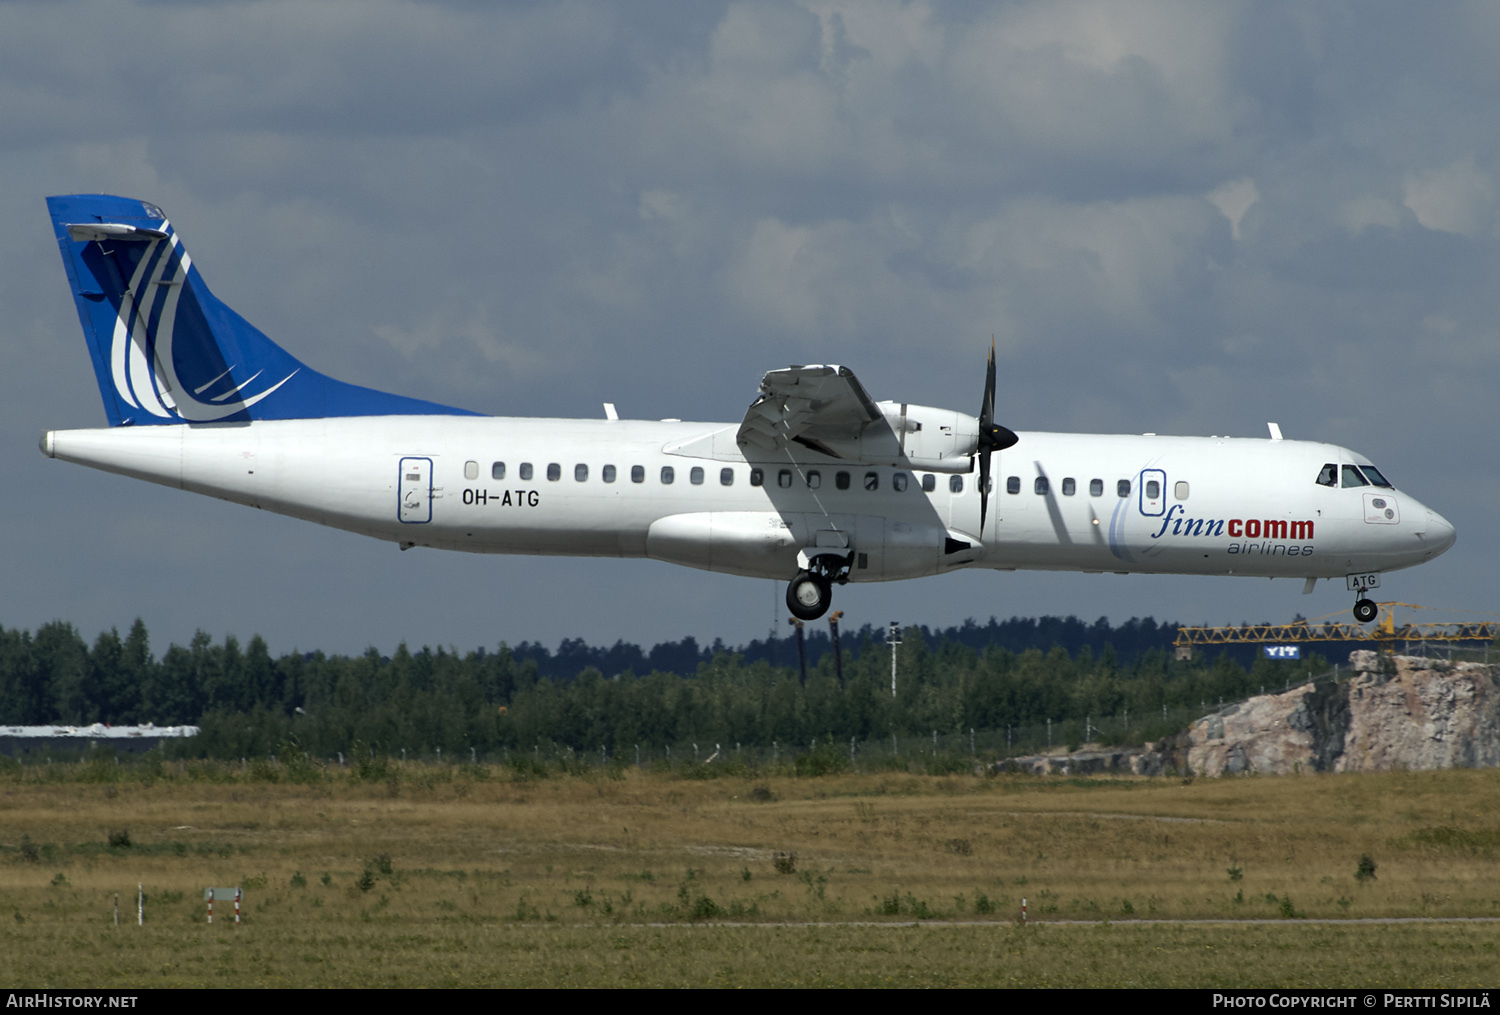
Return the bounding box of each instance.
[2,764,1499,986]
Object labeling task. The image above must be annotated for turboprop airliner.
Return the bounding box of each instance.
[40,194,1456,624]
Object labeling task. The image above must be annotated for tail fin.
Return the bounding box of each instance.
[46,194,475,425]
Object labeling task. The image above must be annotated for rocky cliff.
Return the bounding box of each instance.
[996,653,1500,777]
[1144,652,1500,776]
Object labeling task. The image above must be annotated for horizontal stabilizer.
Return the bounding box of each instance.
[65,223,168,243]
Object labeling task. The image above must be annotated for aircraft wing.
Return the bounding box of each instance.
[736,365,883,454]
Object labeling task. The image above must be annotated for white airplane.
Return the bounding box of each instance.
[41,195,1455,625]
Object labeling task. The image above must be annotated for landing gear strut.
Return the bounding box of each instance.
[1352,598,1378,624]
[785,552,853,621]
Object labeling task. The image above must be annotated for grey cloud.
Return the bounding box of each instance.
[0,0,1494,654]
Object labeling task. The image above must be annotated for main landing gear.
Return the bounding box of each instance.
[786,552,854,621]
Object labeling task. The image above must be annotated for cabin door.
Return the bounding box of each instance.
[399,457,433,523]
[1138,469,1166,517]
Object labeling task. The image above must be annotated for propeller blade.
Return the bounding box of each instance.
[975,339,1017,532]
[980,341,996,431]
[979,446,991,532]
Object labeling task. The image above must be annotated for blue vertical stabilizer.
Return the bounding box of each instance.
[46,194,478,426]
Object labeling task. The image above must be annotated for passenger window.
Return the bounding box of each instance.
[631,465,644,484]
[1146,480,1160,499]
[893,472,909,492]
[1062,478,1075,496]
[864,472,879,491]
[575,464,588,482]
[690,467,704,485]
[921,474,936,492]
[661,466,675,485]
[464,461,478,480]
[491,462,506,480]
[1117,480,1130,497]
[949,475,964,494]
[1362,465,1393,488]
[836,471,851,490]
[720,468,734,487]
[1034,476,1049,495]
[1341,465,1369,488]
[1315,463,1338,488]
[806,470,821,489]
[603,465,616,483]
[1007,476,1020,495]
[778,470,793,488]
[520,463,533,481]
[1089,478,1103,497]
[1174,481,1189,500]
[750,468,764,487]
[547,463,561,481]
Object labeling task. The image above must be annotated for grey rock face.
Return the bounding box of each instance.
[1334,654,1500,772]
[1135,654,1500,777]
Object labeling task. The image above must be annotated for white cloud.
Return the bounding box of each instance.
[1403,157,1495,237]
[1207,178,1260,241]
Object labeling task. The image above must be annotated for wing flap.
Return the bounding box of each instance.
[736,365,881,452]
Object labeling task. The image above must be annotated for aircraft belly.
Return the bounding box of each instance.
[647,511,801,579]
[643,510,954,581]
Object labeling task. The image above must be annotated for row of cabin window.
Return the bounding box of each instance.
[468,461,926,490]
[464,461,1190,500]
[1005,476,1190,500]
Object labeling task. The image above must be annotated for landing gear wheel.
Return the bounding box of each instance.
[786,571,832,621]
[1353,598,1378,624]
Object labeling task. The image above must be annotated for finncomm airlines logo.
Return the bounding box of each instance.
[1150,505,1316,557]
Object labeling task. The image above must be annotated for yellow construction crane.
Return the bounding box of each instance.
[1174,603,1500,656]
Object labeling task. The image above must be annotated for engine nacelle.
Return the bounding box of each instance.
[870,402,978,474]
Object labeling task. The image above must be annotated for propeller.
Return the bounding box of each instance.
[977,340,1019,533]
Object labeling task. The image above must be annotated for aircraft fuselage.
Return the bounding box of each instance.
[42,418,1454,586]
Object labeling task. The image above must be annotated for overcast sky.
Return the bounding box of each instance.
[1,0,1494,658]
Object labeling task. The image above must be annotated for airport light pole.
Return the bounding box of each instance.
[886,621,902,698]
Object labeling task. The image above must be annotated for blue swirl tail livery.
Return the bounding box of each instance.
[46,194,473,425]
[40,197,1454,624]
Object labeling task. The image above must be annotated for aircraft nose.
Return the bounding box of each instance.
[1425,508,1456,557]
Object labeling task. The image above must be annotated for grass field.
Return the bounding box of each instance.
[2,761,1498,987]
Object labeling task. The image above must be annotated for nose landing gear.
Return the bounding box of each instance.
[1348,574,1381,624]
[786,552,854,622]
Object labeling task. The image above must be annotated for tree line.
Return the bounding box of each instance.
[0,615,1338,760]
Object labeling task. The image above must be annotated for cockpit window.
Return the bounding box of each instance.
[1315,464,1337,487]
[1361,465,1393,488]
[1341,465,1369,488]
